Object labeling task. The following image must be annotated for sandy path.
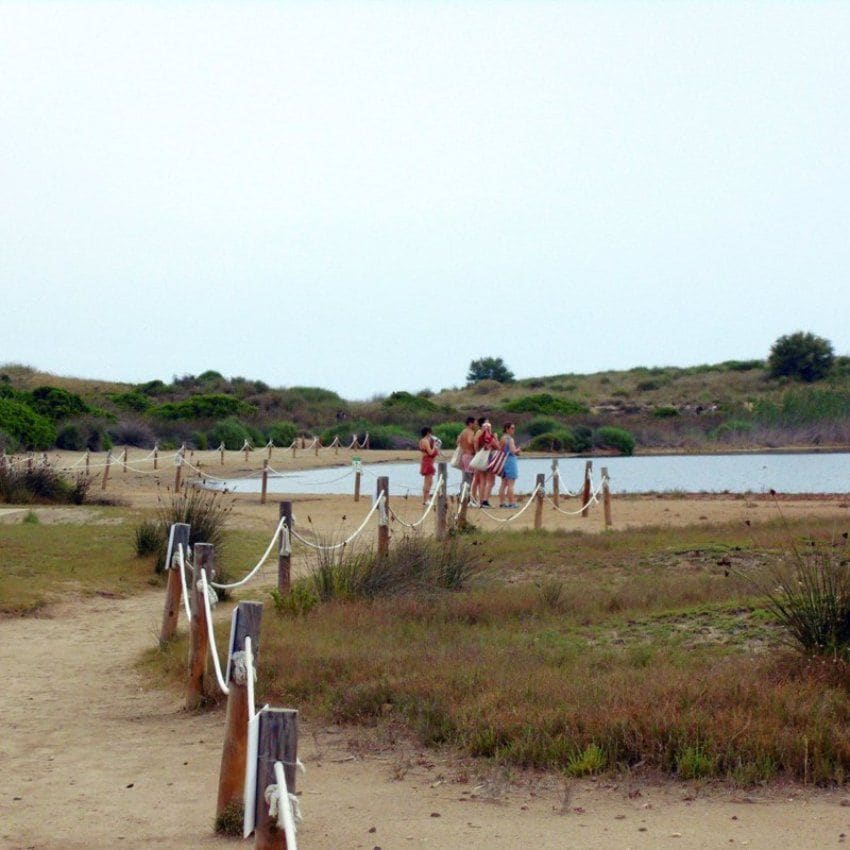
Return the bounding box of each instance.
[4,590,850,850]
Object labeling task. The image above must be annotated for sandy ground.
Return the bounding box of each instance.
[4,448,850,849]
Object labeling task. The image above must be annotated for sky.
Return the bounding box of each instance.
[2,1,849,400]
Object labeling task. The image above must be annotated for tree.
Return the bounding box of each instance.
[768,332,835,383]
[467,356,515,384]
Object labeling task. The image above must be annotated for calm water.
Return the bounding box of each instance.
[204,452,850,497]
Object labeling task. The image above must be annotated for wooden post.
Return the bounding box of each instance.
[457,471,473,529]
[300,437,305,449]
[174,454,183,491]
[602,466,613,527]
[216,601,263,823]
[122,447,128,473]
[267,441,273,461]
[376,476,389,561]
[581,460,592,518]
[159,523,191,646]
[253,708,299,850]
[278,502,292,595]
[220,443,225,465]
[85,449,90,476]
[534,472,545,530]
[314,439,319,457]
[551,458,560,508]
[363,433,370,450]
[353,460,362,502]
[187,542,214,710]
[291,441,297,459]
[27,452,34,471]
[261,460,269,505]
[244,441,250,462]
[101,451,112,490]
[435,462,448,541]
[334,438,339,456]
[153,443,158,470]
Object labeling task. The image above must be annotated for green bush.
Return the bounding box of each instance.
[713,420,754,439]
[267,421,299,447]
[768,331,834,383]
[150,394,254,421]
[0,398,56,450]
[433,422,464,446]
[26,386,90,421]
[110,391,151,412]
[208,417,252,450]
[192,431,209,450]
[504,393,588,416]
[383,391,437,412]
[527,416,560,437]
[594,426,635,455]
[652,406,680,418]
[56,417,112,452]
[526,430,577,452]
[0,464,90,505]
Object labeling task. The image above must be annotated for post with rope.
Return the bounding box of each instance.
[187,542,215,710]
[376,476,389,561]
[153,443,158,470]
[602,466,612,528]
[261,460,269,505]
[253,707,299,850]
[122,447,128,473]
[435,462,448,541]
[457,471,473,529]
[267,440,273,461]
[174,453,183,491]
[314,438,319,457]
[244,440,251,462]
[551,458,560,508]
[534,473,545,530]
[221,443,226,465]
[216,600,263,826]
[353,457,362,502]
[278,502,293,595]
[101,451,112,491]
[581,460,593,519]
[159,522,191,646]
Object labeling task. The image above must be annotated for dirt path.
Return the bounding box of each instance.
[4,590,850,850]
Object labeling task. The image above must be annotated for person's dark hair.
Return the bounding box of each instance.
[420,426,432,437]
[503,422,514,432]
[477,417,486,427]
[466,416,476,426]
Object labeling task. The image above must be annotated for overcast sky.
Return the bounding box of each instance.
[2,1,849,399]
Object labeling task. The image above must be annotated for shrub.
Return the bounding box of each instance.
[192,431,208,450]
[713,420,754,439]
[652,406,680,418]
[504,394,588,417]
[594,426,635,455]
[721,359,764,372]
[433,422,464,447]
[0,399,56,449]
[768,331,834,382]
[208,417,252,450]
[150,394,255,420]
[26,386,90,421]
[108,418,156,448]
[267,421,299,447]
[56,417,112,452]
[110,391,151,412]
[383,391,437,412]
[526,430,577,452]
[470,379,502,396]
[527,417,560,437]
[0,464,89,505]
[134,519,162,556]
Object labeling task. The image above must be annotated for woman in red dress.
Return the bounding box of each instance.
[419,426,439,504]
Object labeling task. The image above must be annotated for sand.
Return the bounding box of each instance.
[3,447,850,849]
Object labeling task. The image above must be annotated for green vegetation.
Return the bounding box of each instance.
[150,394,254,421]
[504,393,589,417]
[467,356,515,384]
[0,464,92,505]
[768,331,834,383]
[0,397,56,450]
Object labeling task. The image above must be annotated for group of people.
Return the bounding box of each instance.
[419,417,522,509]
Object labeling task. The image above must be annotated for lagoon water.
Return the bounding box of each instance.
[205,452,850,497]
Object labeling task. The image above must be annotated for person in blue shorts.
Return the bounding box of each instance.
[498,422,521,508]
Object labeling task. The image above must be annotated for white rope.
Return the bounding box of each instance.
[290,492,385,551]
[199,568,229,695]
[478,482,543,524]
[267,761,299,848]
[552,467,583,498]
[545,474,605,515]
[454,480,470,521]
[177,544,192,622]
[210,518,285,590]
[164,524,176,576]
[389,474,443,529]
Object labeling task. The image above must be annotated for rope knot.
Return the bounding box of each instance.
[229,650,257,686]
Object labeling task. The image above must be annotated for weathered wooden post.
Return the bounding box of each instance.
[602,466,613,528]
[26,452,34,472]
[267,441,273,461]
[334,437,339,456]
[435,462,448,541]
[300,437,305,450]
[353,457,362,502]
[314,438,319,457]
[153,443,159,470]
[278,502,292,595]
[159,523,191,646]
[363,433,370,450]
[376,476,389,561]
[174,453,183,491]
[220,442,225,465]
[291,441,297,459]
[253,707,299,850]
[534,472,545,530]
[551,458,560,508]
[85,449,90,476]
[187,542,214,710]
[244,441,251,462]
[457,471,473,529]
[100,450,112,490]
[122,447,128,473]
[261,460,269,505]
[216,601,263,824]
[581,460,592,519]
